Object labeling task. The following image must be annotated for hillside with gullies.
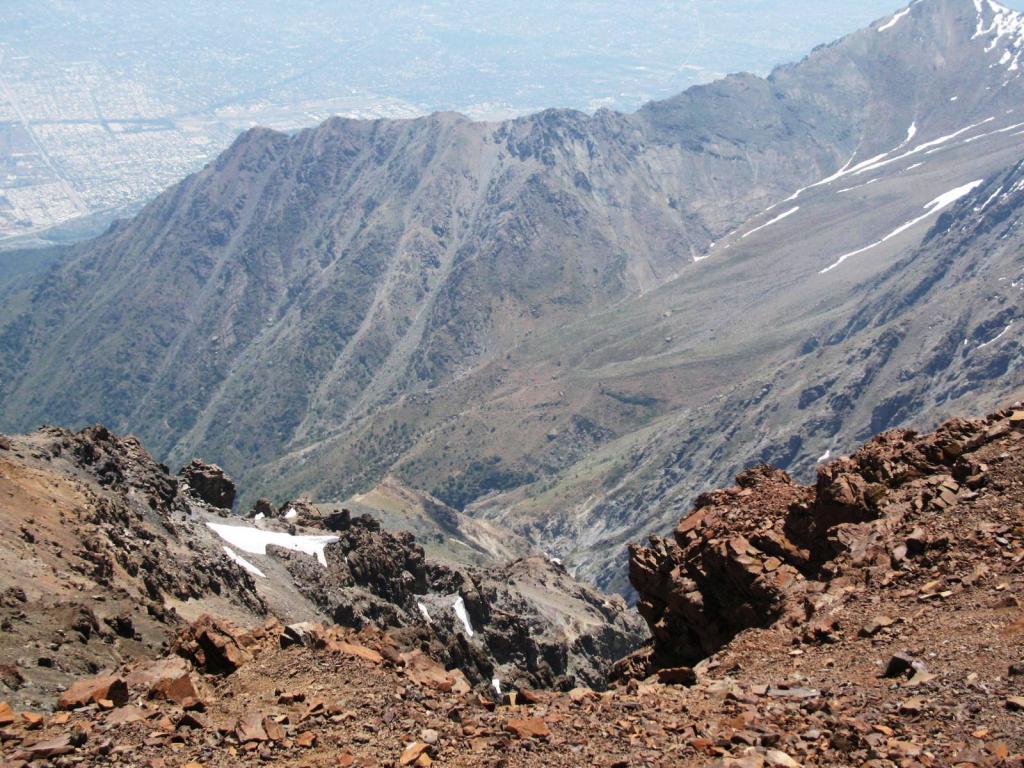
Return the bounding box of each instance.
[2,0,1023,593]
[1,403,1024,766]
[465,140,1024,594]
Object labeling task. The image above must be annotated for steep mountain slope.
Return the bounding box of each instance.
[252,0,1024,592]
[0,426,268,709]
[0,0,1008,464]
[1,0,1023,596]
[461,125,1024,594]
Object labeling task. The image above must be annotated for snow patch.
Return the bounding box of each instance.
[879,6,911,31]
[857,118,995,174]
[206,522,339,567]
[977,185,1005,212]
[452,595,475,637]
[783,152,864,203]
[962,121,1024,143]
[820,180,985,274]
[973,0,1024,75]
[977,320,1014,348]
[902,121,918,146]
[740,206,799,239]
[417,602,432,624]
[223,546,266,578]
[837,178,879,194]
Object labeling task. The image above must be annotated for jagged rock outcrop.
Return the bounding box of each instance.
[628,466,811,670]
[1,422,642,708]
[627,403,1024,676]
[172,615,253,676]
[263,511,645,690]
[179,459,236,509]
[0,426,270,708]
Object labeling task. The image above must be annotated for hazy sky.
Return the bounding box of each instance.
[2,1,971,241]
[3,1,918,116]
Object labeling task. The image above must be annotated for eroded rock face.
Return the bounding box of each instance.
[179,459,236,509]
[628,406,1024,675]
[271,512,645,690]
[0,425,269,709]
[630,466,810,670]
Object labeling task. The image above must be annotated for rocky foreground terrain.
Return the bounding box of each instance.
[0,425,642,718]
[1,403,1023,766]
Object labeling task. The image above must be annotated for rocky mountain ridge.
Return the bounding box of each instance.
[1,0,1023,594]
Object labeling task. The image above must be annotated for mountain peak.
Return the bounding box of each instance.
[875,0,1024,73]
[971,0,1024,72]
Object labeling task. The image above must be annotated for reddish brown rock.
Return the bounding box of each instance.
[401,651,458,692]
[657,667,697,686]
[130,657,200,704]
[262,716,285,742]
[173,615,249,675]
[106,706,147,726]
[19,734,74,759]
[327,641,384,665]
[57,675,129,710]
[628,414,1012,674]
[236,713,268,743]
[505,717,551,739]
[400,741,430,765]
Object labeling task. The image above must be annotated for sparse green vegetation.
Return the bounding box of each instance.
[431,458,537,511]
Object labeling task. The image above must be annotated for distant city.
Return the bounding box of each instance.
[0,0,903,244]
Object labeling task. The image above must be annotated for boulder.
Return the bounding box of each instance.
[57,674,129,710]
[19,734,75,759]
[130,657,200,704]
[249,498,276,518]
[400,742,431,765]
[656,666,697,686]
[179,459,236,509]
[280,622,324,649]
[236,713,268,743]
[173,615,249,675]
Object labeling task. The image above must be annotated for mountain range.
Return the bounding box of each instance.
[1,0,1023,593]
